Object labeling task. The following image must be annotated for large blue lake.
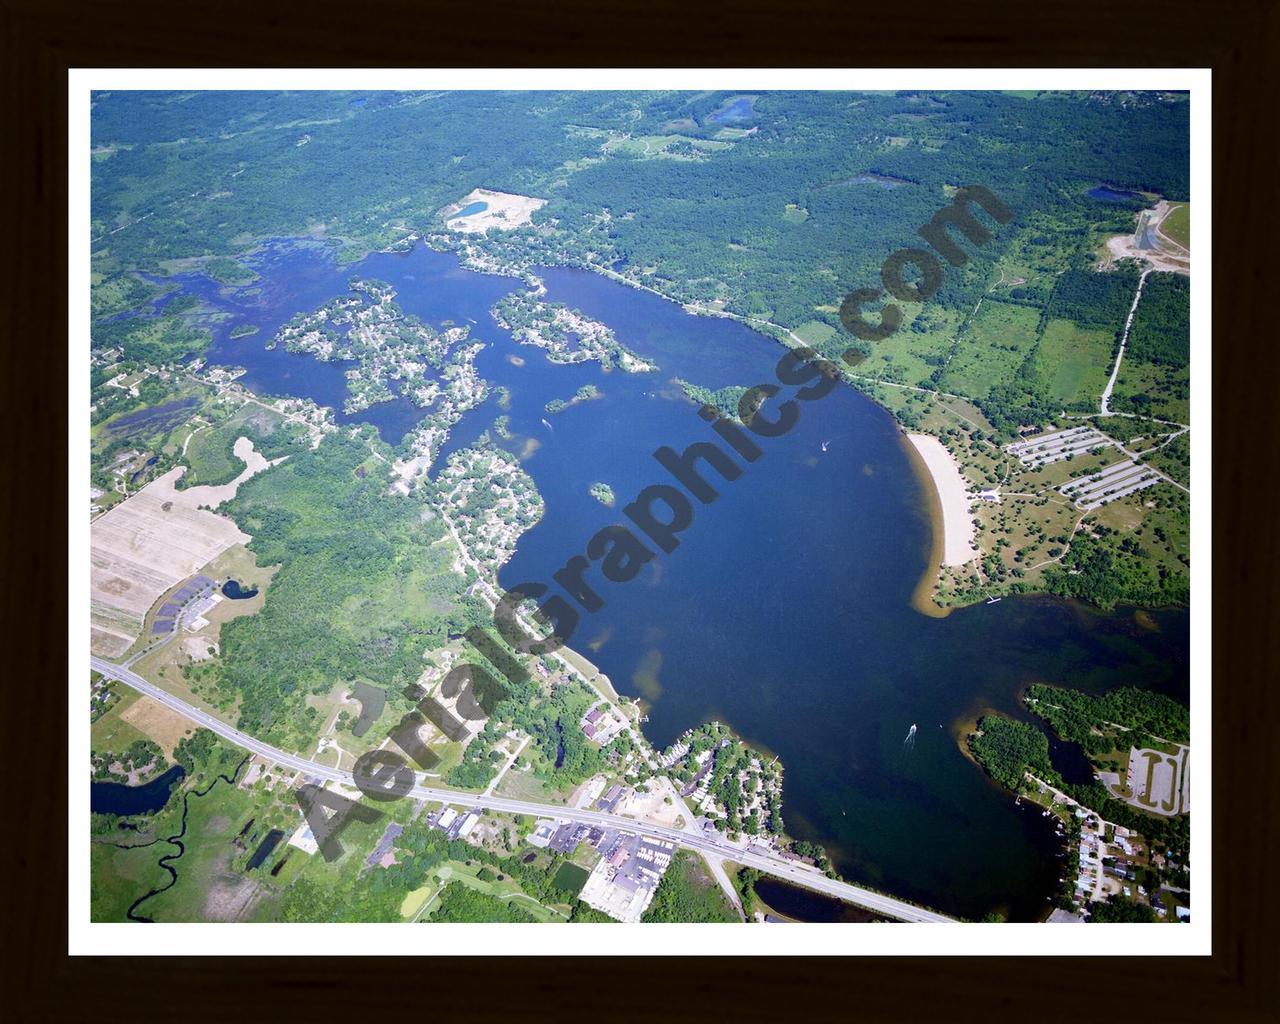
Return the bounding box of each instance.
[166,240,1189,921]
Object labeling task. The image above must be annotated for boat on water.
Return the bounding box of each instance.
[821,440,830,452]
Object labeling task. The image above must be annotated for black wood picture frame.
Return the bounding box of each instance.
[3,0,1274,1018]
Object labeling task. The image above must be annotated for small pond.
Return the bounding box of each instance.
[221,579,259,600]
[91,764,186,817]
[1087,185,1144,203]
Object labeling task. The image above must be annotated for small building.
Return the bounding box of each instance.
[287,822,319,856]
[526,819,557,848]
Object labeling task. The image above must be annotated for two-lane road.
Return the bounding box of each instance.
[90,656,955,923]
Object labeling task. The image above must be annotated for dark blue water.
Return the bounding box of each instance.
[753,876,886,923]
[708,96,756,124]
[1087,185,1144,203]
[160,240,1189,921]
[247,828,285,870]
[91,764,185,816]
[454,201,489,218]
[221,579,259,600]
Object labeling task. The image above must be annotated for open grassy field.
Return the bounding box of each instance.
[1161,203,1190,249]
[852,304,960,388]
[90,685,147,754]
[792,319,836,346]
[408,859,566,922]
[600,134,731,160]
[552,861,590,897]
[119,695,199,756]
[1033,318,1115,408]
[138,782,270,922]
[938,300,1042,399]
[90,841,170,922]
[182,403,295,488]
[1110,361,1191,424]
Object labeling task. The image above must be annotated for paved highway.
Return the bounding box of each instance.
[91,656,955,923]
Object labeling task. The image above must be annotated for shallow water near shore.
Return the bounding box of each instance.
[174,240,1189,921]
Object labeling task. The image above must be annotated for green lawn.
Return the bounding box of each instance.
[413,860,565,922]
[90,686,146,754]
[91,841,170,922]
[792,319,836,346]
[1034,318,1115,409]
[1161,203,1190,250]
[552,861,590,897]
[939,300,1042,400]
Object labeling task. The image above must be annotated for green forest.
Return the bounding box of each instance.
[640,850,739,923]
[968,716,1056,791]
[1127,274,1190,368]
[217,431,483,749]
[92,90,1188,364]
[1025,684,1190,747]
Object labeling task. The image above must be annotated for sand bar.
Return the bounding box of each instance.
[906,433,977,568]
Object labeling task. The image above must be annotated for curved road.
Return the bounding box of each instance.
[91,656,955,923]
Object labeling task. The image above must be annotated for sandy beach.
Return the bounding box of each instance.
[905,433,978,568]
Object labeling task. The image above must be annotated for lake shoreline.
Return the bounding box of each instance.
[904,433,977,571]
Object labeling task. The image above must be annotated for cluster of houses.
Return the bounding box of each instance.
[435,446,545,569]
[427,805,483,843]
[580,702,626,745]
[1030,776,1187,923]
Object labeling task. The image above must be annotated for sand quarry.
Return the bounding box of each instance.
[90,438,284,657]
[444,188,546,234]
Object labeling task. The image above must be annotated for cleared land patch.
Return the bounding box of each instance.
[939,300,1041,399]
[1160,203,1190,250]
[444,188,547,234]
[1034,319,1115,408]
[90,439,280,657]
[120,694,198,756]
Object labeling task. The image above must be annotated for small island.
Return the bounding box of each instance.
[546,383,602,415]
[229,323,260,339]
[589,481,616,507]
